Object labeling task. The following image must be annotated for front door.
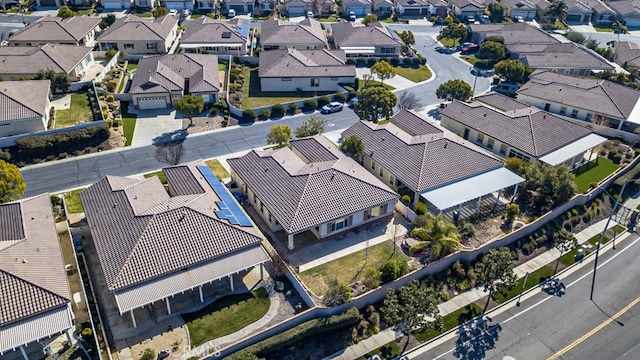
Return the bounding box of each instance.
[544,103,550,111]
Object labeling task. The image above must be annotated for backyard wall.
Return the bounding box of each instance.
[95,51,122,84]
[228,90,350,118]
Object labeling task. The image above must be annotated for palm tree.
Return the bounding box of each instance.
[544,0,568,23]
[613,20,628,41]
[421,214,461,259]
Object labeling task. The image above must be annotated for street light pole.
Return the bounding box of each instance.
[516,271,529,307]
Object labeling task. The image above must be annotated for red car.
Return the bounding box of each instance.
[460,43,479,54]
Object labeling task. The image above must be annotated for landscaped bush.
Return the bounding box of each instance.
[390,58,400,66]
[317,96,331,108]
[303,99,317,111]
[140,348,155,360]
[106,80,117,93]
[334,92,347,103]
[105,49,118,60]
[367,58,377,67]
[106,95,114,103]
[346,58,356,65]
[242,109,257,122]
[271,103,286,117]
[415,201,427,215]
[260,109,271,119]
[401,195,411,205]
[0,150,11,162]
[356,58,367,67]
[379,259,408,283]
[289,102,298,114]
[363,267,380,289]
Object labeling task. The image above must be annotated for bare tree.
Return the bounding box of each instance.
[396,91,424,111]
[311,0,324,16]
[155,143,185,166]
[589,114,610,133]
[0,0,7,11]
[362,73,375,88]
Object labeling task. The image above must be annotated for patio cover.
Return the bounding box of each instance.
[341,46,376,54]
[539,134,607,166]
[1,306,73,354]
[420,167,524,211]
[113,245,270,314]
[179,43,243,48]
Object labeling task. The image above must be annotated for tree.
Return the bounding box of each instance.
[475,248,517,313]
[294,115,327,138]
[362,13,378,25]
[34,70,71,93]
[354,87,397,122]
[140,348,155,360]
[152,7,169,18]
[155,143,185,166]
[266,124,292,148]
[439,23,467,46]
[410,213,461,259]
[566,31,586,44]
[487,2,505,23]
[436,79,473,101]
[381,280,442,352]
[396,91,424,111]
[323,278,352,307]
[520,162,577,214]
[339,135,365,160]
[0,160,25,203]
[585,37,600,50]
[396,30,416,46]
[57,6,75,19]
[505,203,520,223]
[99,13,116,30]
[174,95,204,126]
[370,60,396,85]
[544,0,568,22]
[478,41,505,63]
[493,59,527,83]
[504,157,530,176]
[613,20,628,41]
[311,0,324,16]
[553,230,577,274]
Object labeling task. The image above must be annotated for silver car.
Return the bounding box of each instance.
[321,101,344,114]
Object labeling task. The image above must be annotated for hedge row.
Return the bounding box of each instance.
[14,123,110,162]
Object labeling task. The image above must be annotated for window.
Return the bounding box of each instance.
[571,109,578,118]
[207,46,219,51]
[476,133,484,145]
[499,144,507,156]
[389,174,395,186]
[560,106,567,115]
[508,150,531,162]
[260,203,264,212]
[371,161,375,170]
[331,77,338,80]
[310,78,320,87]
[281,77,292,81]
[379,167,383,177]
[365,205,385,219]
[146,43,157,50]
[253,194,257,204]
[124,43,134,49]
[487,138,494,151]
[586,113,593,121]
[381,47,395,54]
[463,128,470,140]
[139,0,147,5]
[331,217,348,232]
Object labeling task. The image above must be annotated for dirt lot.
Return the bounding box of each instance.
[182,114,238,134]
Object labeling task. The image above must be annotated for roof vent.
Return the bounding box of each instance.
[113,203,117,208]
[444,141,448,148]
[264,167,269,172]
[134,195,138,200]
[180,211,187,220]
[22,259,28,264]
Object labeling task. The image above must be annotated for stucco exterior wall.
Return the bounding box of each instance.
[260,76,354,92]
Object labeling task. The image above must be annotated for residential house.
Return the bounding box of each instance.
[0,80,51,138]
[517,69,640,132]
[0,194,74,359]
[395,0,429,16]
[258,48,355,92]
[260,18,327,50]
[96,15,179,55]
[80,161,271,327]
[510,42,615,75]
[448,0,487,19]
[35,0,62,7]
[100,0,133,10]
[613,41,640,68]
[440,92,607,168]
[179,17,250,55]
[373,0,394,15]
[129,54,220,109]
[342,0,372,16]
[0,44,94,81]
[7,16,101,47]
[257,0,276,12]
[331,21,403,57]
[282,0,336,16]
[342,110,524,217]
[563,0,615,23]
[162,0,195,10]
[225,0,255,13]
[501,0,544,20]
[228,136,399,250]
[425,0,449,17]
[608,0,640,27]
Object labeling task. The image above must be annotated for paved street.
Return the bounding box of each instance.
[409,234,640,360]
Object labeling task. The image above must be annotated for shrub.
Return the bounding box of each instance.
[106,80,117,93]
[271,103,286,117]
[233,55,242,64]
[105,49,118,60]
[505,203,520,223]
[106,95,114,103]
[346,58,356,65]
[317,96,331,108]
[379,259,408,283]
[140,348,155,360]
[363,267,380,289]
[0,150,11,162]
[409,241,429,256]
[356,58,367,67]
[334,92,347,103]
[367,58,377,67]
[242,109,257,122]
[401,195,411,205]
[289,102,298,114]
[413,56,423,66]
[415,201,427,215]
[608,149,618,160]
[303,99,317,111]
[348,90,358,100]
[323,279,352,307]
[390,57,400,66]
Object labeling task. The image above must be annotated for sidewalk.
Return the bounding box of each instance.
[326,208,628,360]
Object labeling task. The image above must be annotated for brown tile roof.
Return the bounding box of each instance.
[258,48,355,78]
[440,96,593,157]
[341,112,503,192]
[332,21,402,47]
[8,16,100,44]
[129,54,220,95]
[517,69,640,120]
[500,0,540,10]
[97,14,178,42]
[514,43,614,71]
[475,91,531,111]
[392,109,442,136]
[80,161,264,291]
[565,0,613,13]
[613,41,640,68]
[227,136,398,234]
[447,0,489,9]
[181,17,248,45]
[0,80,50,123]
[0,44,92,76]
[0,194,70,326]
[291,136,339,162]
[608,0,640,16]
[469,22,559,47]
[260,18,326,47]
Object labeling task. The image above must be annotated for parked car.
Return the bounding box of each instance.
[460,43,479,54]
[228,8,236,17]
[349,11,356,21]
[306,11,314,18]
[348,96,359,107]
[480,15,491,23]
[491,81,521,97]
[513,15,524,22]
[168,9,178,16]
[321,101,344,114]
[182,9,190,17]
[466,16,475,24]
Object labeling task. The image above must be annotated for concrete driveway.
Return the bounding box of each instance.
[129,106,183,147]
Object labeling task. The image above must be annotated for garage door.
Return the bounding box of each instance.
[403,8,420,15]
[288,5,305,15]
[137,97,167,109]
[229,4,244,12]
[511,10,528,19]
[102,2,122,9]
[347,7,366,15]
[566,14,582,22]
[625,18,640,27]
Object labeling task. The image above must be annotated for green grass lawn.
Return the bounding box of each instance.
[492,265,555,304]
[573,157,620,193]
[63,189,85,214]
[218,63,227,70]
[559,225,624,266]
[121,102,137,147]
[461,55,482,67]
[594,25,614,32]
[358,79,395,90]
[359,340,401,360]
[438,38,459,47]
[191,13,215,19]
[127,63,138,72]
[394,65,432,83]
[299,241,409,296]
[241,68,334,108]
[205,159,230,179]
[413,303,483,343]
[144,171,168,184]
[117,74,128,93]
[75,8,94,16]
[182,288,270,347]
[555,19,566,30]
[55,93,93,128]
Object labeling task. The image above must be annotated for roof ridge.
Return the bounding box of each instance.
[0,268,70,305]
[0,90,43,119]
[54,19,80,41]
[527,113,538,155]
[287,173,313,233]
[110,212,155,289]
[599,81,627,118]
[141,18,166,40]
[38,44,65,72]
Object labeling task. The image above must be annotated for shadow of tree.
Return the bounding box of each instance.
[152,128,188,146]
[454,319,503,360]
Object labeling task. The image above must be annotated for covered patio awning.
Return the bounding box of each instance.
[113,245,270,314]
[1,305,73,354]
[341,46,376,54]
[539,134,607,166]
[179,43,243,48]
[420,167,524,211]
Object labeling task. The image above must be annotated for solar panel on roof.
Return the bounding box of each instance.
[240,21,250,39]
[197,165,253,227]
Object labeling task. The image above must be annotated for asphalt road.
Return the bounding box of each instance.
[0,13,37,41]
[409,234,640,360]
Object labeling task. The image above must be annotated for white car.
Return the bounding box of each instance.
[480,15,490,23]
[321,101,344,114]
[513,15,525,22]
[349,11,356,21]
[228,8,236,17]
[168,9,178,16]
[306,11,314,18]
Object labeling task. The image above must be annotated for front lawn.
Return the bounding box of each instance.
[55,93,93,128]
[205,159,230,179]
[63,189,85,214]
[573,157,620,193]
[182,288,270,347]
[492,265,555,303]
[218,63,227,70]
[299,241,409,296]
[127,63,138,72]
[358,79,395,90]
[438,38,459,47]
[241,68,334,108]
[413,303,483,343]
[121,102,137,147]
[394,65,432,83]
[594,26,614,33]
